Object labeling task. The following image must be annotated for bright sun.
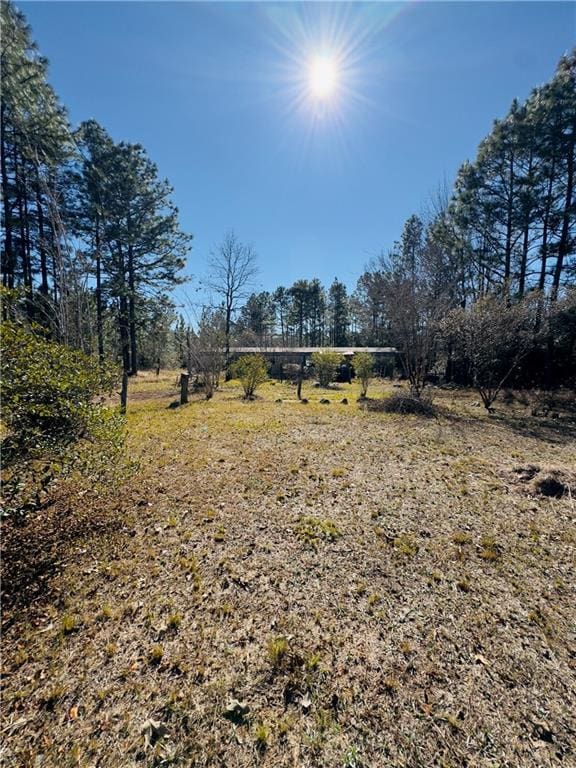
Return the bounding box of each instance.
[309,55,339,100]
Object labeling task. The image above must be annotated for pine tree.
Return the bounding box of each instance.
[86,141,190,374]
[1,0,70,327]
[236,291,274,345]
[328,278,349,346]
[70,120,117,361]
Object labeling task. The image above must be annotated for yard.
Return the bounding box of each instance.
[2,374,575,767]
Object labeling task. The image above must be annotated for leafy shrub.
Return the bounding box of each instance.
[1,321,123,516]
[311,350,342,387]
[354,351,374,397]
[231,354,268,398]
[362,392,436,417]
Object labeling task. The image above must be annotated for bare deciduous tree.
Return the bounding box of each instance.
[383,271,446,396]
[205,231,258,355]
[444,295,537,411]
[187,308,226,400]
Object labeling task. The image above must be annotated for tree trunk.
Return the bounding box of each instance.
[180,373,189,405]
[225,301,232,357]
[551,116,575,300]
[22,176,34,319]
[1,106,15,293]
[15,149,31,301]
[120,370,128,414]
[518,148,534,297]
[297,362,303,400]
[539,150,556,292]
[119,295,131,373]
[95,223,104,364]
[504,150,515,295]
[36,179,49,296]
[128,243,138,375]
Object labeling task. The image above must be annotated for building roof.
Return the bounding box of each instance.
[230,347,397,354]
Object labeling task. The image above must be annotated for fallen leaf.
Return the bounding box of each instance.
[141,718,169,749]
[223,699,250,725]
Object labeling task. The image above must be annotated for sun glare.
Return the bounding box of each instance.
[309,55,339,100]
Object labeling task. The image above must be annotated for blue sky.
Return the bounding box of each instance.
[22,1,576,308]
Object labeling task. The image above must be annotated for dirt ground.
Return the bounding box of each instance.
[2,373,575,768]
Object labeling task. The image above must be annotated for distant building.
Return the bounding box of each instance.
[229,346,398,375]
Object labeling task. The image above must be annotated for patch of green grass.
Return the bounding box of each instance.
[393,533,419,557]
[295,516,341,548]
[61,614,80,635]
[367,593,381,614]
[305,651,322,671]
[343,745,363,768]
[149,644,164,665]
[167,612,182,630]
[254,723,269,750]
[479,534,501,561]
[267,636,290,667]
[452,530,473,545]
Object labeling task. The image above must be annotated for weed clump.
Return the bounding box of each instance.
[167,613,182,630]
[362,393,436,417]
[61,615,80,635]
[267,636,290,667]
[295,516,341,548]
[479,535,501,561]
[149,644,164,665]
[452,530,473,545]
[254,723,270,750]
[393,533,419,557]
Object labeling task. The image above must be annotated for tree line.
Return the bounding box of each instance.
[2,1,574,390]
[204,51,575,389]
[1,1,190,377]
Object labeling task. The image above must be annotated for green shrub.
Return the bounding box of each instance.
[354,351,374,397]
[231,354,268,398]
[1,321,124,516]
[311,350,342,387]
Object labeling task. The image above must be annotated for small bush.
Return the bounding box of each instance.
[230,354,268,398]
[1,321,123,517]
[311,350,342,388]
[362,392,436,417]
[354,351,374,398]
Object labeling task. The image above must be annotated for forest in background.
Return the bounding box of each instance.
[1,0,575,388]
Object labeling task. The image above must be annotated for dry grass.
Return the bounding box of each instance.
[2,373,575,767]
